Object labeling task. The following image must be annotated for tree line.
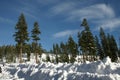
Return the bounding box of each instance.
[0,14,119,63]
[0,44,43,63]
[50,18,120,63]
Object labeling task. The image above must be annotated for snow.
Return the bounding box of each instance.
[0,57,120,80]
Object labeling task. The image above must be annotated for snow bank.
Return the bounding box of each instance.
[0,57,120,80]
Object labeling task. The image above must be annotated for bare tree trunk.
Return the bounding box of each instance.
[35,41,38,63]
[83,52,85,63]
[35,51,38,63]
[20,43,23,63]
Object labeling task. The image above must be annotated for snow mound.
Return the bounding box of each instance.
[0,57,120,80]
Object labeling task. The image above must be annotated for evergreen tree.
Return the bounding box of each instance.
[107,34,112,58]
[55,44,59,63]
[78,32,84,62]
[0,47,3,59]
[79,18,96,62]
[0,45,16,62]
[95,36,104,60]
[99,28,110,57]
[13,13,29,63]
[53,43,61,63]
[99,28,119,62]
[7,45,15,62]
[119,37,120,57]
[100,27,106,57]
[109,35,118,62]
[31,22,41,63]
[68,36,78,63]
[52,44,55,63]
[59,42,69,63]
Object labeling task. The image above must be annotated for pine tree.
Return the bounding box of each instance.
[100,27,106,57]
[3,45,16,62]
[78,32,85,62]
[55,44,59,63]
[99,27,110,58]
[13,13,29,63]
[95,36,104,60]
[59,42,69,63]
[0,47,3,59]
[107,34,112,58]
[79,18,96,62]
[68,36,78,63]
[31,22,41,63]
[109,35,118,62]
[99,28,119,62]
[52,44,55,63]
[53,44,59,63]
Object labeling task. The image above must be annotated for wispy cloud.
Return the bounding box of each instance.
[94,18,120,31]
[0,17,14,24]
[67,4,115,21]
[50,3,115,20]
[50,2,76,15]
[50,2,119,30]
[53,29,79,38]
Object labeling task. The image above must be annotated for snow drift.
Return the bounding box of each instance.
[0,57,120,80]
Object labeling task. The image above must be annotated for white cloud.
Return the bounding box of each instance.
[53,29,79,38]
[67,4,115,21]
[49,1,120,31]
[50,2,119,30]
[50,3,115,20]
[50,2,76,15]
[96,18,120,31]
[103,20,120,29]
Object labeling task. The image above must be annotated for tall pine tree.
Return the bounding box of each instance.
[95,36,104,60]
[99,27,119,62]
[31,22,41,63]
[79,18,96,62]
[99,27,111,58]
[13,13,29,63]
[109,35,118,62]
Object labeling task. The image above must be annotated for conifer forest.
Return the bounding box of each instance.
[0,14,119,63]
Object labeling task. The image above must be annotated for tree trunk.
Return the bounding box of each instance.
[35,51,38,63]
[83,52,85,63]
[35,41,38,63]
[20,43,23,63]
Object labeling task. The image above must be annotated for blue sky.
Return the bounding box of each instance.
[0,0,120,51]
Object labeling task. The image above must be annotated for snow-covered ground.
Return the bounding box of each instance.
[0,57,120,80]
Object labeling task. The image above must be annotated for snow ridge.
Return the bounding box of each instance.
[0,57,120,80]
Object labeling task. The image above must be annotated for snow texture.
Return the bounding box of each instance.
[0,57,120,80]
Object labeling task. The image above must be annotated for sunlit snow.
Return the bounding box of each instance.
[0,56,120,80]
